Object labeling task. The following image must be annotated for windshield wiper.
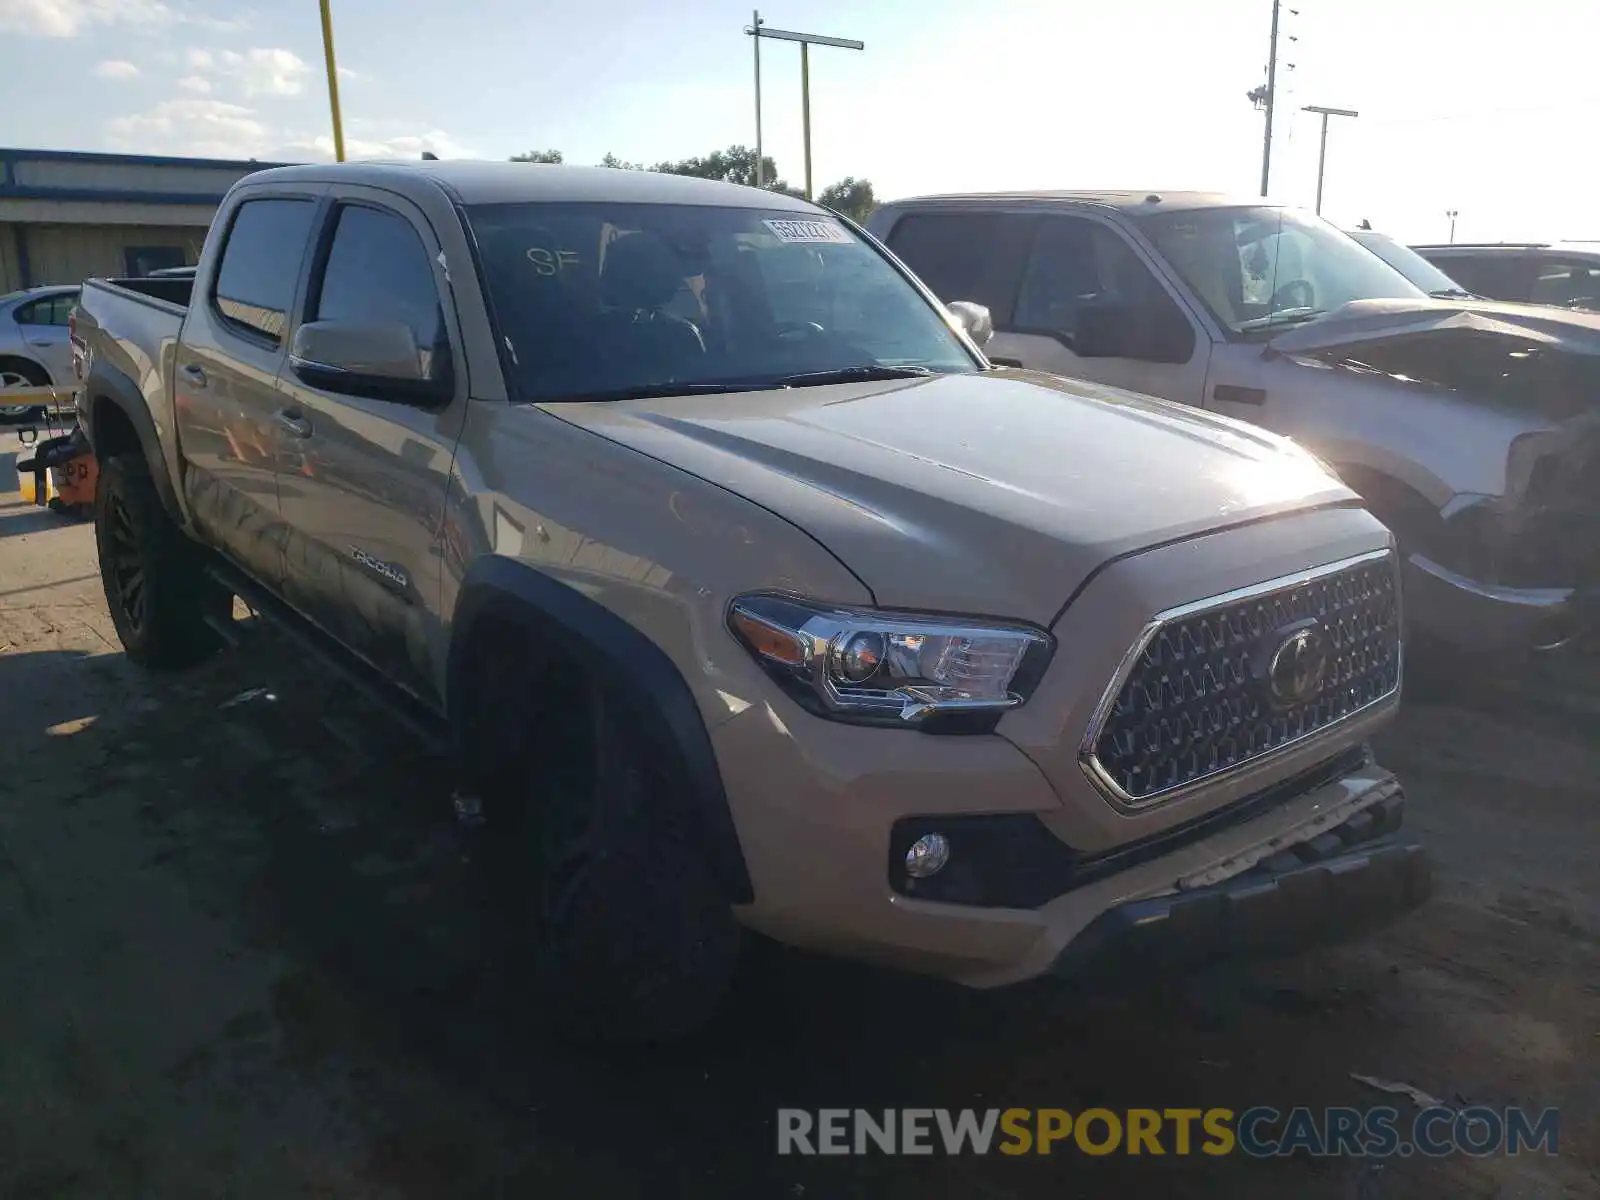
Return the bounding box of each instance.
[1429,288,1475,299]
[557,381,784,402]
[770,364,935,387]
[1238,307,1327,332]
[551,365,935,402]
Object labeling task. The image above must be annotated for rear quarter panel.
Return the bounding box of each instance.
[78,280,193,519]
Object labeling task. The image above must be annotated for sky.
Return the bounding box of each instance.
[0,0,1595,243]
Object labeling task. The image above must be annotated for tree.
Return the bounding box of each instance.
[648,144,791,193]
[817,176,876,223]
[507,145,836,206]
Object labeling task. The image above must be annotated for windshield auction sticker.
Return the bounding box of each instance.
[763,218,854,244]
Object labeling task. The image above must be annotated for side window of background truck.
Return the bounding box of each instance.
[1013,217,1193,353]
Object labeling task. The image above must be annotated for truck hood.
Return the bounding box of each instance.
[543,369,1354,625]
[1267,296,1600,355]
[1267,297,1600,421]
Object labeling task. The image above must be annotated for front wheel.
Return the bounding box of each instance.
[95,454,231,668]
[486,674,742,1042]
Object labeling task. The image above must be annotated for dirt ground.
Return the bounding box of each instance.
[1,449,1596,1199]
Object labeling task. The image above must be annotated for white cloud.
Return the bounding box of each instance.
[278,130,478,163]
[228,47,309,96]
[93,58,140,80]
[183,45,310,98]
[106,98,273,159]
[0,0,173,38]
[187,7,250,33]
[104,98,474,164]
[176,74,211,94]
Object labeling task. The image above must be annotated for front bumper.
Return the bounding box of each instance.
[1405,552,1594,653]
[715,692,1425,988]
[1052,790,1429,980]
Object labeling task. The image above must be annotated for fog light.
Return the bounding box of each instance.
[905,833,950,879]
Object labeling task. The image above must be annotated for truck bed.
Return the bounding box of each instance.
[75,276,193,491]
[89,275,194,313]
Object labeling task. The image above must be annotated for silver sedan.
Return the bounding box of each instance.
[1,284,79,421]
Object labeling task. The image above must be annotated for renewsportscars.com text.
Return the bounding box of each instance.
[776,1106,1559,1158]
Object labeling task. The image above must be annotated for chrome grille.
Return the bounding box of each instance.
[1083,550,1401,807]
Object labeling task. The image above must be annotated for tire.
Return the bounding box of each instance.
[0,360,48,423]
[486,674,741,1042]
[94,453,231,668]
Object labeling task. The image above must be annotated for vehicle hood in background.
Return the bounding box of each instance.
[1267,298,1600,422]
[1268,296,1600,357]
[545,370,1355,625]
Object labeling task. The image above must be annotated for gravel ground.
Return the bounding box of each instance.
[1,449,1596,1199]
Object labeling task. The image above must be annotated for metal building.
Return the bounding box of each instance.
[0,147,294,291]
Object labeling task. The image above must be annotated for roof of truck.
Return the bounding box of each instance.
[239,160,822,210]
[1414,242,1600,260]
[878,190,1256,213]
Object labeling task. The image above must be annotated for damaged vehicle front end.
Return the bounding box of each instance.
[1264,300,1600,656]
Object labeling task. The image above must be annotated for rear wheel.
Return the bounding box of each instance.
[95,453,231,667]
[0,361,48,423]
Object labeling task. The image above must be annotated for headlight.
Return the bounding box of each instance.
[1504,429,1566,503]
[728,593,1053,728]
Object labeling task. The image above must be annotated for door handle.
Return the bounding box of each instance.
[178,364,207,389]
[275,408,313,438]
[1213,383,1266,406]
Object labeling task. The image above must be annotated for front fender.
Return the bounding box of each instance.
[447,554,754,904]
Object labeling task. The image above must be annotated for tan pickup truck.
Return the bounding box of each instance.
[71,161,1428,1039]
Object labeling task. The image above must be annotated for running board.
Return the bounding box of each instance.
[204,560,450,755]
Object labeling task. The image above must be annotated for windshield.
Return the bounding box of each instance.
[465,202,980,401]
[1134,206,1427,336]
[1349,231,1472,296]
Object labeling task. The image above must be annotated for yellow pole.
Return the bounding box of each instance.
[318,0,347,162]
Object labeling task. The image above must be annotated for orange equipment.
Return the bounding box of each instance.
[15,426,98,517]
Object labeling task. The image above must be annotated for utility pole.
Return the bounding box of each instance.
[745,21,863,199]
[749,10,764,186]
[317,0,346,162]
[800,42,812,199]
[1259,0,1280,196]
[1447,209,1459,243]
[1302,105,1358,215]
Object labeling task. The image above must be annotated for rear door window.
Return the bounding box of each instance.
[14,293,76,326]
[884,212,1037,325]
[211,198,317,345]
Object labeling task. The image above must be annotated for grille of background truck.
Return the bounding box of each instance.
[1083,552,1401,807]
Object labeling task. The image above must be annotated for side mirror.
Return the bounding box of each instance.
[289,319,451,404]
[946,300,994,347]
[1074,302,1194,364]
